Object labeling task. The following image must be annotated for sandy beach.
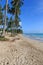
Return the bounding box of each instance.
[0,34,43,65]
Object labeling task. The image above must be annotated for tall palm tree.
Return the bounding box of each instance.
[0,0,3,25]
[3,0,8,36]
[8,0,24,34]
[0,0,3,35]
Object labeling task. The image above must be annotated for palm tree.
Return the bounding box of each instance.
[8,0,24,34]
[0,0,3,25]
[7,16,13,34]
[0,0,3,35]
[3,0,8,36]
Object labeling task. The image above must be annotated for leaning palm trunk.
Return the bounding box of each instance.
[3,0,8,36]
[14,1,19,34]
[3,11,6,36]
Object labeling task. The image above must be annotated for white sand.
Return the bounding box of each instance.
[0,34,43,65]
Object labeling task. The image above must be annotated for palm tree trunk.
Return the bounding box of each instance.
[3,11,6,36]
[15,2,19,34]
[3,0,8,36]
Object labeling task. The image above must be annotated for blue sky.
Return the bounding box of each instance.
[1,0,43,33]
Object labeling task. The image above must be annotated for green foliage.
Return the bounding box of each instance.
[15,29,23,33]
[8,0,24,33]
[7,16,14,32]
[8,17,13,28]
[0,4,3,24]
[0,36,9,41]
[7,29,23,34]
[0,0,24,37]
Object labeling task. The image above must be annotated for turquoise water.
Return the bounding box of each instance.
[24,33,43,42]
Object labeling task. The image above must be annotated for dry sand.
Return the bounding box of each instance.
[0,34,43,65]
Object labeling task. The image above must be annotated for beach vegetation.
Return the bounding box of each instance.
[0,0,24,40]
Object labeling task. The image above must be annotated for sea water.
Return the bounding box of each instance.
[24,33,43,42]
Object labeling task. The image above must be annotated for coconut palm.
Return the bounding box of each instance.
[0,0,3,35]
[3,0,8,36]
[8,0,24,34]
[0,0,3,25]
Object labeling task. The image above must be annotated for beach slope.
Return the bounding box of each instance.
[0,34,43,65]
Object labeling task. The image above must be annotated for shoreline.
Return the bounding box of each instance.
[23,34,43,42]
[0,34,43,51]
[18,34,43,51]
